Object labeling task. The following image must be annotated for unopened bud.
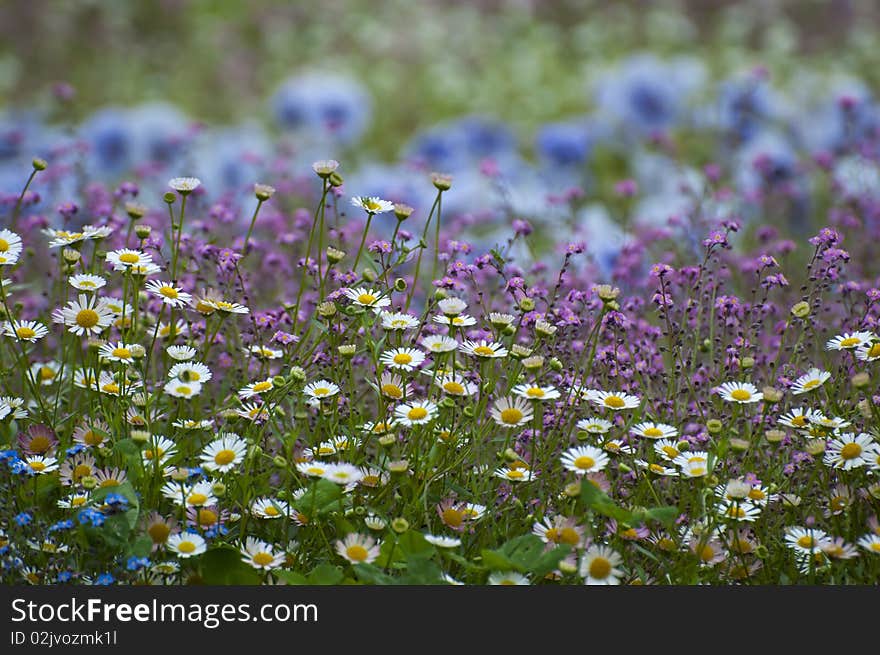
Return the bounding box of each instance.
[32,157,47,171]
[391,517,409,533]
[394,204,414,221]
[791,301,810,318]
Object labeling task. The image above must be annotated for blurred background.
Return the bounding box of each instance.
[3,0,880,272]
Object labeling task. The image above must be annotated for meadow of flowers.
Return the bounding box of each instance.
[2,1,880,587]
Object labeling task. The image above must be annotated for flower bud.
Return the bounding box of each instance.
[706,419,723,434]
[32,157,47,171]
[81,475,98,490]
[329,171,343,187]
[394,204,414,221]
[317,301,337,318]
[338,344,356,358]
[163,192,176,205]
[431,172,452,191]
[289,366,306,382]
[391,517,409,533]
[790,301,810,318]
[519,297,535,312]
[762,386,782,403]
[135,225,152,239]
[273,455,288,468]
[851,371,870,388]
[740,356,755,369]
[62,248,81,264]
[394,278,407,292]
[326,247,345,264]
[125,202,146,220]
[765,429,786,443]
[362,268,376,283]
[254,183,276,201]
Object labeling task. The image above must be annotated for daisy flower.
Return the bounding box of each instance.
[98,342,138,364]
[146,280,192,308]
[68,274,107,292]
[512,383,560,401]
[532,516,585,547]
[168,177,201,193]
[250,497,291,520]
[490,396,533,428]
[0,229,23,265]
[437,297,468,315]
[3,320,48,343]
[717,500,762,522]
[380,311,419,331]
[24,455,59,475]
[239,378,274,399]
[52,294,113,335]
[168,362,212,384]
[674,451,711,478]
[587,389,640,411]
[247,345,283,360]
[493,465,534,482]
[580,545,623,585]
[106,248,154,271]
[336,533,381,564]
[394,399,438,426]
[1,396,28,420]
[716,381,763,403]
[322,463,363,485]
[460,339,508,358]
[312,160,339,176]
[654,439,684,461]
[791,368,831,395]
[825,330,876,351]
[166,345,197,361]
[420,335,458,353]
[433,314,477,327]
[576,418,613,435]
[200,433,247,473]
[778,407,814,429]
[857,534,880,555]
[635,460,679,477]
[631,422,678,440]
[856,341,880,362]
[434,374,478,397]
[237,402,270,422]
[30,361,60,385]
[343,287,390,309]
[822,537,860,560]
[350,196,394,214]
[424,534,462,548]
[167,532,206,558]
[488,572,530,585]
[296,461,329,478]
[785,527,831,556]
[823,432,873,470]
[370,372,409,401]
[240,537,285,570]
[303,380,340,401]
[142,436,176,465]
[560,445,609,475]
[157,319,188,340]
[379,347,426,372]
[204,298,250,315]
[164,379,202,399]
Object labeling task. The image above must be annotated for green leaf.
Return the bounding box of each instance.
[292,478,344,518]
[128,536,154,558]
[274,570,309,585]
[579,480,634,523]
[396,531,436,560]
[200,546,262,585]
[352,563,397,585]
[481,535,559,574]
[402,557,445,585]
[307,563,344,585]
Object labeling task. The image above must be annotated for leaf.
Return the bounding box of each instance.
[352,563,397,585]
[402,557,445,585]
[128,536,154,558]
[274,570,309,585]
[396,531,436,560]
[481,535,559,574]
[580,480,635,523]
[307,563,344,585]
[199,546,262,585]
[292,478,344,517]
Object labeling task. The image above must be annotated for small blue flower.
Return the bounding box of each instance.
[48,519,74,533]
[56,571,73,583]
[14,512,32,526]
[103,493,129,509]
[77,508,105,527]
[66,444,86,457]
[95,573,115,585]
[126,556,149,571]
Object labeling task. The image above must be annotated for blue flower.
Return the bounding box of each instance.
[126,556,149,571]
[77,508,105,527]
[95,573,115,585]
[80,108,135,176]
[14,512,32,526]
[48,520,74,533]
[536,120,600,167]
[103,493,129,509]
[56,571,73,583]
[65,444,86,457]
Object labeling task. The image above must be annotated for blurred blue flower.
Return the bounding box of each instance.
[80,107,135,175]
[14,512,32,526]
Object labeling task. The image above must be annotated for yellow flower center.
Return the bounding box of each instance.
[357,293,376,305]
[726,506,747,519]
[317,446,335,455]
[101,382,120,394]
[364,200,382,211]
[839,337,861,348]
[802,379,820,390]
[868,344,880,358]
[38,366,56,381]
[500,408,523,424]
[118,253,140,264]
[214,449,236,466]
[79,280,96,288]
[196,300,215,314]
[871,543,880,553]
[791,415,807,427]
[111,347,131,359]
[442,508,463,527]
[187,493,209,506]
[662,446,679,458]
[27,436,51,453]
[393,353,413,365]
[346,544,370,561]
[698,545,716,562]
[198,509,218,526]
[573,456,595,470]
[158,286,178,299]
[525,387,545,398]
[473,346,495,356]
[177,541,197,554]
[313,387,330,396]
[71,496,87,507]
[649,464,666,474]
[407,407,429,421]
[506,469,525,479]
[0,238,8,251]
[381,384,403,398]
[643,427,663,437]
[829,496,848,512]
[443,381,465,394]
[72,464,92,482]
[75,308,100,328]
[840,443,862,460]
[588,557,612,579]
[604,395,625,408]
[797,535,814,549]
[253,552,275,567]
[657,538,676,551]
[252,381,272,393]
[15,327,36,339]
[730,389,751,401]
[747,489,765,501]
[29,461,46,472]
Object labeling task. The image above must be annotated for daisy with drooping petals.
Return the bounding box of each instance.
[98,342,138,364]
[164,379,202,399]
[200,433,247,473]
[250,497,290,520]
[240,537,285,570]
[823,432,873,470]
[424,534,461,548]
[394,399,438,426]
[825,331,876,351]
[785,526,831,554]
[343,287,390,309]
[167,532,206,558]
[460,339,508,359]
[791,368,831,395]
[168,177,201,193]
[336,533,380,564]
[433,314,477,328]
[576,418,613,435]
[631,421,678,440]
[3,320,48,343]
[239,378,275,399]
[490,396,533,428]
[717,500,762,522]
[146,280,192,308]
[434,374,478,397]
[373,372,411,401]
[68,274,106,292]
[716,381,763,404]
[52,294,113,335]
[380,311,419,331]
[350,196,394,214]
[488,571,530,585]
[512,383,560,401]
[205,298,250,315]
[560,445,609,475]
[166,345,197,361]
[493,465,535,482]
[106,248,154,271]
[857,534,880,554]
[303,380,340,401]
[587,389,640,411]
[856,340,880,362]
[635,460,679,477]
[420,335,458,353]
[380,347,425,372]
[580,545,623,585]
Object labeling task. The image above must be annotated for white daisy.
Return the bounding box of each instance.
[825,331,876,351]
[512,383,561,401]
[493,465,535,482]
[631,422,678,440]
[580,545,623,585]
[460,339,508,358]
[146,280,192,308]
[379,347,426,372]
[487,571,530,585]
[251,497,291,519]
[434,374,478,397]
[343,287,391,309]
[168,176,201,193]
[394,400,438,426]
[167,532,206,558]
[240,537,284,570]
[52,294,113,335]
[380,311,419,331]
[420,335,459,353]
[587,389,640,411]
[106,248,154,271]
[716,381,763,404]
[303,380,340,401]
[200,433,247,473]
[166,345,197,361]
[3,320,48,343]
[576,418,613,435]
[824,432,873,470]
[791,368,831,395]
[490,396,533,428]
[350,196,394,214]
[424,534,461,548]
[0,229,23,265]
[163,379,202,399]
[68,273,107,292]
[336,533,381,564]
[239,378,275,399]
[560,445,609,474]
